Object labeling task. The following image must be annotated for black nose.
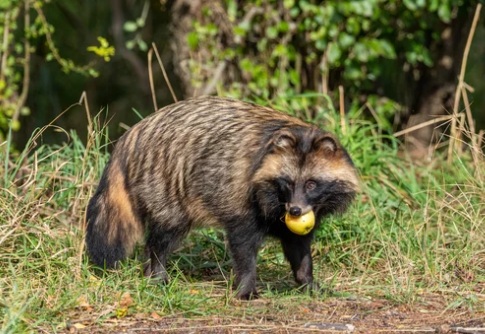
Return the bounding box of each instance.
[289,206,302,216]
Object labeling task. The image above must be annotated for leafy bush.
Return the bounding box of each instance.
[186,0,476,121]
[0,0,114,140]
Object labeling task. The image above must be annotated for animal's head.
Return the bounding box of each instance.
[252,126,359,223]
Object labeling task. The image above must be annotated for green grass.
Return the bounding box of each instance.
[0,98,484,333]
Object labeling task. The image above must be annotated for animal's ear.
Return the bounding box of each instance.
[313,134,338,155]
[271,130,296,151]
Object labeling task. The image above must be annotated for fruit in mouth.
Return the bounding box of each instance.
[284,210,315,235]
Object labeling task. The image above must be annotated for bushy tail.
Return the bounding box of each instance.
[85,161,143,268]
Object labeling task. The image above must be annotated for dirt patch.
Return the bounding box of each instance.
[66,296,485,333]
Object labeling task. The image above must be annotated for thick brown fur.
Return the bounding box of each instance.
[86,96,359,299]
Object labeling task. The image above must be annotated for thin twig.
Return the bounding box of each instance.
[461,86,479,165]
[365,102,381,130]
[77,91,93,277]
[147,48,158,112]
[321,53,328,96]
[448,3,482,163]
[394,115,454,137]
[461,87,475,135]
[151,42,178,104]
[476,129,484,181]
[338,85,346,135]
[463,81,475,93]
[457,112,466,155]
[79,91,92,136]
[33,3,64,68]
[478,130,484,151]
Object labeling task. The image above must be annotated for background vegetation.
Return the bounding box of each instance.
[0,0,484,150]
[0,0,484,332]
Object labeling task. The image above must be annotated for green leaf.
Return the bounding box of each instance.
[353,42,369,62]
[378,40,396,59]
[288,69,299,86]
[272,44,287,57]
[137,39,147,51]
[10,119,20,131]
[346,17,360,35]
[187,31,199,50]
[136,18,145,27]
[283,0,295,9]
[289,7,300,17]
[315,39,326,50]
[126,40,135,50]
[257,38,268,52]
[416,0,425,8]
[344,64,364,81]
[227,0,237,21]
[237,20,251,32]
[0,0,12,9]
[429,0,439,11]
[20,107,30,116]
[266,26,278,39]
[403,0,417,10]
[278,21,289,33]
[328,25,339,38]
[327,42,342,65]
[234,26,246,37]
[437,2,451,23]
[123,21,138,32]
[338,33,355,49]
[351,1,373,17]
[239,58,254,72]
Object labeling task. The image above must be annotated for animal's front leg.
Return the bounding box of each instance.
[281,234,319,291]
[226,223,265,300]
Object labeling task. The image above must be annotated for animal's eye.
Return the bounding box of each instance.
[305,180,317,191]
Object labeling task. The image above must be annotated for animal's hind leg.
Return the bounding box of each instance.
[144,222,189,283]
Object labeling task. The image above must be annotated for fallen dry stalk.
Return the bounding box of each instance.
[393,115,453,138]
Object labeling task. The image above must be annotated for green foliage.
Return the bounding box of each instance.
[0,0,115,140]
[123,0,150,51]
[187,0,475,119]
[0,1,26,134]
[87,37,116,62]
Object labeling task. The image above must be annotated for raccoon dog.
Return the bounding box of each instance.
[86,96,359,299]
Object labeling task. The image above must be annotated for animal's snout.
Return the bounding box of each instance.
[289,206,302,216]
[285,203,312,216]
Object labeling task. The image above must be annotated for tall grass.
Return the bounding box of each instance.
[0,96,483,332]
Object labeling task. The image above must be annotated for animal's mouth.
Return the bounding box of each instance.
[284,203,313,217]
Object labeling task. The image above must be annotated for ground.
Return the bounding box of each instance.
[67,293,485,333]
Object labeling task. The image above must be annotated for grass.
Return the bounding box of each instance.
[0,96,484,333]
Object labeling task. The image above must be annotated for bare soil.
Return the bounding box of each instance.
[67,295,485,333]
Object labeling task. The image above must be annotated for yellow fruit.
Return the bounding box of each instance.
[284,210,315,235]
